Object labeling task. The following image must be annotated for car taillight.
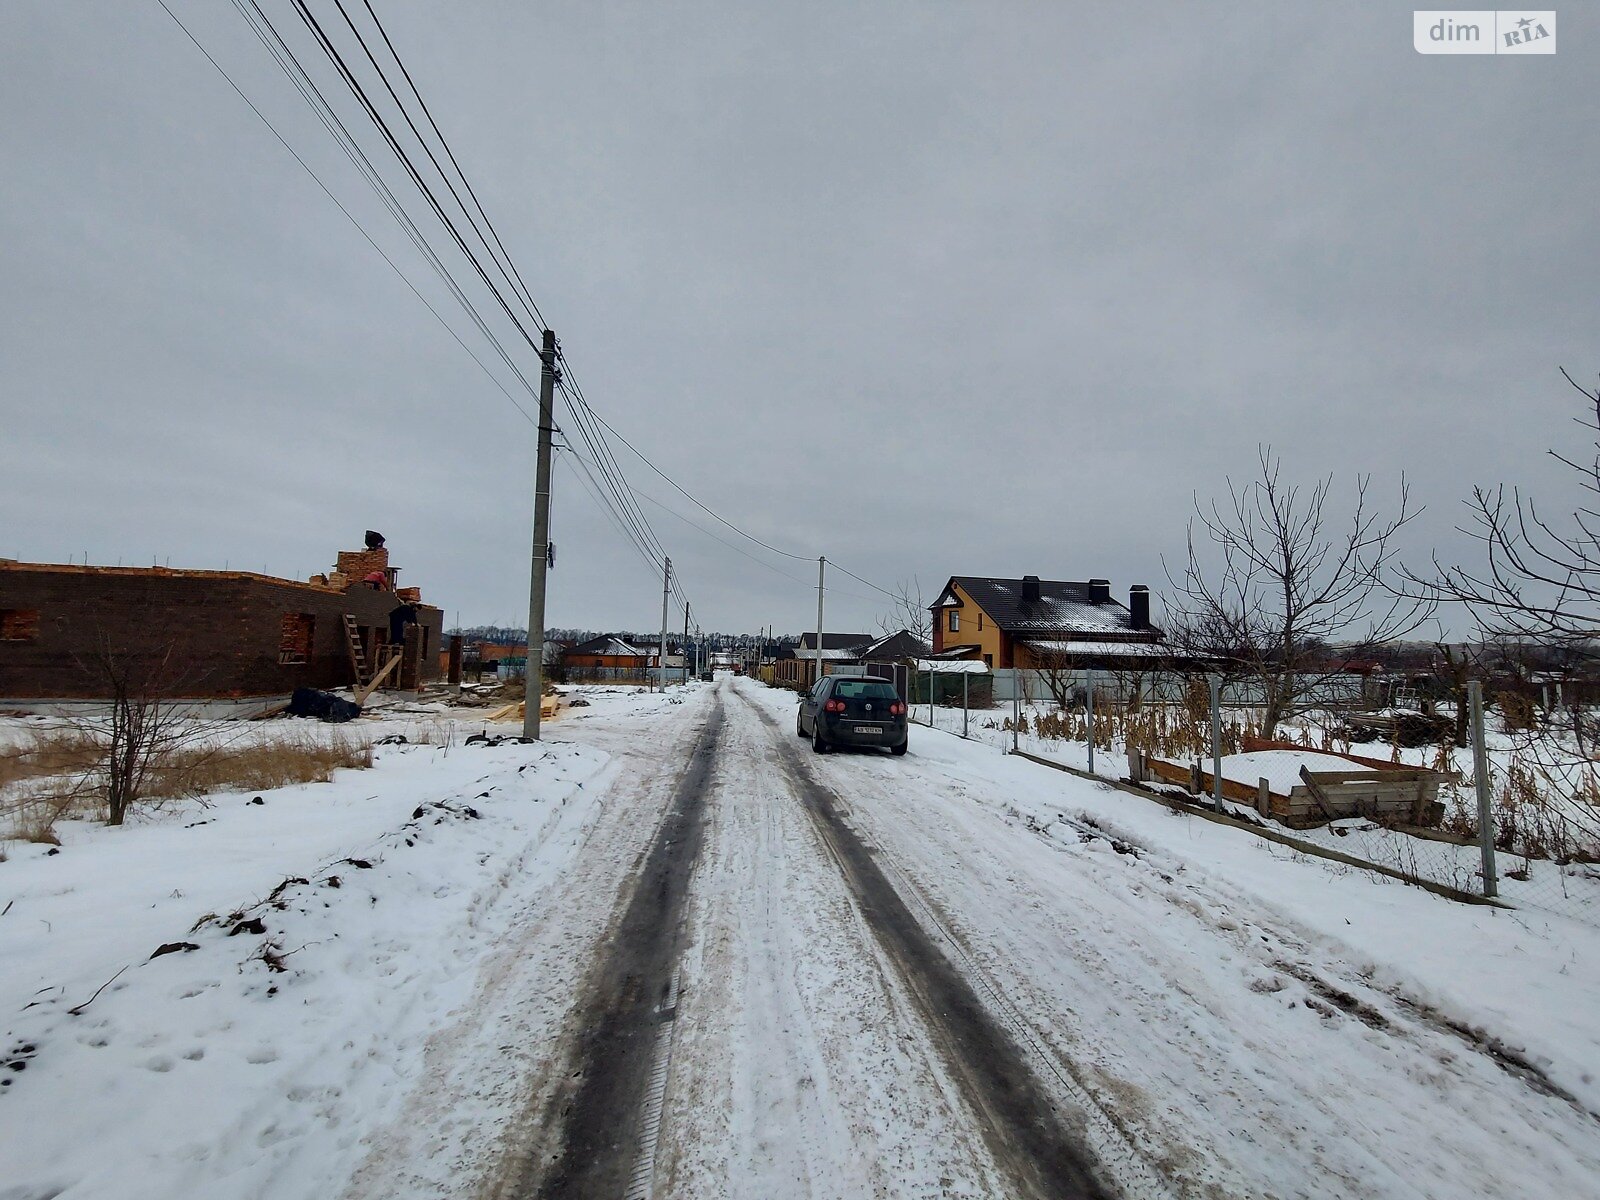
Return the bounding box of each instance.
[825,699,845,713]
[890,702,906,715]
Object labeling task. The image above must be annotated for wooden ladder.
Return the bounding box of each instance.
[342,615,371,686]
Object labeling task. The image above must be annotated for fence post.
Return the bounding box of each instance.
[1469,680,1498,899]
[1012,669,1020,753]
[1086,668,1096,775]
[1209,672,1224,812]
[962,670,969,738]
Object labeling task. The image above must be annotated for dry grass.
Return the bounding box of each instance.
[2,727,372,841]
[0,728,103,791]
[142,732,373,800]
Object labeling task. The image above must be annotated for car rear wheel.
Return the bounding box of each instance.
[811,725,829,754]
[891,740,908,756]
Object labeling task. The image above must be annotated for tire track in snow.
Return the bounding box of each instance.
[815,720,1600,1198]
[508,698,723,1200]
[740,689,1118,1200]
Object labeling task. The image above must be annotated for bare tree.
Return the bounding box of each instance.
[71,637,209,826]
[1434,641,1482,749]
[1166,447,1431,737]
[1428,369,1600,667]
[877,577,933,649]
[1024,641,1081,711]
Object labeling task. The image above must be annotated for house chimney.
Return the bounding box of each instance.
[1129,584,1150,630]
[1021,575,1041,603]
[1089,578,1111,605]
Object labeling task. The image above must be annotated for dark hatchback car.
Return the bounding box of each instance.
[797,675,908,755]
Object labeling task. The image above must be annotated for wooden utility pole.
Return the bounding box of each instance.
[658,557,671,691]
[523,329,557,740]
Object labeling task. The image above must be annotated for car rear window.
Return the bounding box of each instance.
[832,680,898,700]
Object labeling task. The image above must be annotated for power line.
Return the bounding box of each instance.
[222,0,692,619]
[561,446,887,607]
[160,0,540,430]
[354,0,550,334]
[557,350,902,601]
[189,1,905,625]
[290,2,689,612]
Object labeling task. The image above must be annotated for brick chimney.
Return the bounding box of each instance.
[1088,578,1111,605]
[1129,584,1151,630]
[1021,575,1041,603]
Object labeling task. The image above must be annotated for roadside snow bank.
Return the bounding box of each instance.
[0,737,610,1200]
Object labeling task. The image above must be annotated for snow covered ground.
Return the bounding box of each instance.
[5,677,1600,1198]
[912,699,1600,926]
[0,687,707,1200]
[739,680,1600,1198]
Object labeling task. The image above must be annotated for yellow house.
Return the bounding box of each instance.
[929,575,1170,669]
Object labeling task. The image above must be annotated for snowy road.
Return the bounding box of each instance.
[8,678,1598,1200]
[508,677,1600,1199]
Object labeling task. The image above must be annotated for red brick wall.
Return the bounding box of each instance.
[0,566,443,699]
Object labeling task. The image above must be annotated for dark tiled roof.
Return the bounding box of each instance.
[855,630,931,660]
[937,576,1155,637]
[796,632,875,652]
[571,635,650,656]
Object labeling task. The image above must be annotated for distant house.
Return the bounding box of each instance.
[770,629,929,688]
[569,635,654,680]
[929,575,1174,670]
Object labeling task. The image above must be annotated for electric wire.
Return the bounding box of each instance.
[328,0,548,337]
[234,0,545,420]
[263,1,690,614]
[192,0,909,625]
[355,0,551,334]
[299,1,687,603]
[557,348,902,601]
[160,0,540,430]
[290,0,548,361]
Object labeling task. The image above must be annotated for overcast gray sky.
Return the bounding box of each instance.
[2,3,1594,637]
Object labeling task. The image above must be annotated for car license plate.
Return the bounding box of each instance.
[855,725,880,735]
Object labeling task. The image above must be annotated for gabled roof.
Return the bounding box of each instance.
[933,576,1154,637]
[795,632,875,652]
[855,629,931,661]
[572,634,650,657]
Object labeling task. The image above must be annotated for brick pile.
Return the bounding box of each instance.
[335,548,390,580]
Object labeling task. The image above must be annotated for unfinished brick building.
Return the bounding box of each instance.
[0,536,443,706]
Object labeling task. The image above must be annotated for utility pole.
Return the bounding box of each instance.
[815,556,826,690]
[659,557,671,691]
[682,604,690,685]
[523,328,558,740]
